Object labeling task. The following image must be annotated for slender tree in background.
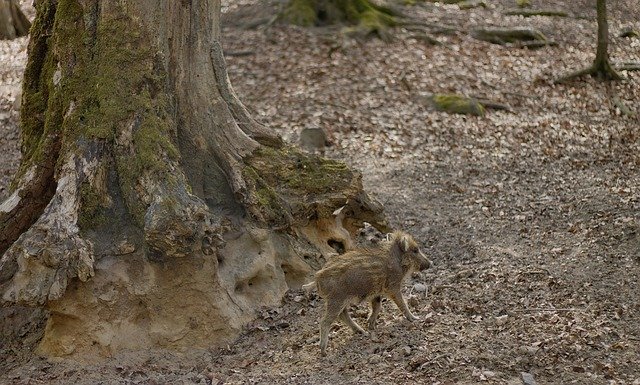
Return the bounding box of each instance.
[557,0,621,82]
[0,0,385,357]
[0,0,30,40]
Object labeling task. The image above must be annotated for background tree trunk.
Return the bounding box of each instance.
[555,0,621,82]
[0,0,386,358]
[0,0,30,40]
[591,0,620,79]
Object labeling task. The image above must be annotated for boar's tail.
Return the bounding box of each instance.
[302,281,317,292]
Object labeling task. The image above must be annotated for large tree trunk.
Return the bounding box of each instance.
[0,0,386,359]
[0,0,30,40]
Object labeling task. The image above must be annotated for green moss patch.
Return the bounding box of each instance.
[280,0,318,26]
[431,94,485,116]
[17,0,180,225]
[243,146,358,226]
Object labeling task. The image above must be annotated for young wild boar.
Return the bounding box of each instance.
[306,231,432,355]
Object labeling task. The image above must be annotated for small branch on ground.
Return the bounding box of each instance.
[471,27,552,48]
[504,9,569,17]
[408,32,442,45]
[225,50,256,57]
[471,97,513,112]
[619,27,639,38]
[612,96,636,118]
[400,21,460,35]
[513,308,580,313]
[615,62,640,72]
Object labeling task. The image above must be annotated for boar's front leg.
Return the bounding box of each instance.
[367,296,382,330]
[389,291,419,321]
[340,309,366,334]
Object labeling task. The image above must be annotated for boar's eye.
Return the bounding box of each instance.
[410,246,419,253]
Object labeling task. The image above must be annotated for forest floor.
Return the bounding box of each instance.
[1,0,640,384]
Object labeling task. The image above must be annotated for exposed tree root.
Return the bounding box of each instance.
[555,61,622,83]
[210,42,283,148]
[1,151,102,305]
[279,0,398,40]
[556,0,622,83]
[0,0,31,40]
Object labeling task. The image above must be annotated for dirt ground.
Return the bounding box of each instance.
[1,0,639,384]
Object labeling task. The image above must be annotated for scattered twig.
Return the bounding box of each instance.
[615,62,640,72]
[502,91,536,99]
[471,27,551,48]
[517,40,558,49]
[470,96,514,112]
[513,308,580,313]
[409,32,442,46]
[431,284,456,294]
[225,50,256,57]
[519,268,552,275]
[400,20,461,35]
[504,9,569,17]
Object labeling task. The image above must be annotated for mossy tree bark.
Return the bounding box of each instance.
[280,0,396,39]
[556,0,621,83]
[0,0,386,358]
[0,0,30,40]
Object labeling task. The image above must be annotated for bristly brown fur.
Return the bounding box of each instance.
[311,231,432,355]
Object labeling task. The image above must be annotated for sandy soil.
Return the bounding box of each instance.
[1,0,639,384]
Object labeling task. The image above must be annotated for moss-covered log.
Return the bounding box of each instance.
[429,94,485,116]
[279,0,397,39]
[0,0,31,40]
[0,0,386,359]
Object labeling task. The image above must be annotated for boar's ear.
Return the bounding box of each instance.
[400,234,411,252]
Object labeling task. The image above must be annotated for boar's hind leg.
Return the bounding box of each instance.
[320,300,346,356]
[340,309,366,334]
[389,291,419,321]
[367,296,382,330]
